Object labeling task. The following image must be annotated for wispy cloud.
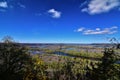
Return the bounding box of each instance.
[0,9,6,12]
[18,3,26,8]
[75,26,118,35]
[79,0,88,8]
[48,9,61,18]
[81,0,120,15]
[75,27,85,32]
[0,1,8,8]
[35,13,42,16]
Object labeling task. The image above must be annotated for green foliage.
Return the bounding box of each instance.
[23,54,47,80]
[1,36,119,80]
[59,58,75,80]
[48,57,75,80]
[89,48,120,80]
[63,50,103,59]
[46,55,98,80]
[0,37,48,80]
[116,44,120,49]
[0,37,31,80]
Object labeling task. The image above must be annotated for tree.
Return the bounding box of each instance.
[108,37,120,49]
[116,44,120,49]
[51,57,75,80]
[89,48,120,80]
[1,36,14,43]
[23,54,47,80]
[60,58,75,80]
[0,36,31,80]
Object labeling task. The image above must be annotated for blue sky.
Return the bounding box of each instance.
[0,0,120,43]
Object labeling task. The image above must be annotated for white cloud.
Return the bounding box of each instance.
[96,28,100,31]
[81,8,88,12]
[48,9,61,18]
[76,26,118,35]
[81,0,120,14]
[76,27,85,32]
[0,2,8,8]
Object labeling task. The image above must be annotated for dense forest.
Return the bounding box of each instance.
[0,37,120,80]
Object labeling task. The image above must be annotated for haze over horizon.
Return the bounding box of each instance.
[0,0,120,43]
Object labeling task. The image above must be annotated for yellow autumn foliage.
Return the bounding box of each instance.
[23,54,47,80]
